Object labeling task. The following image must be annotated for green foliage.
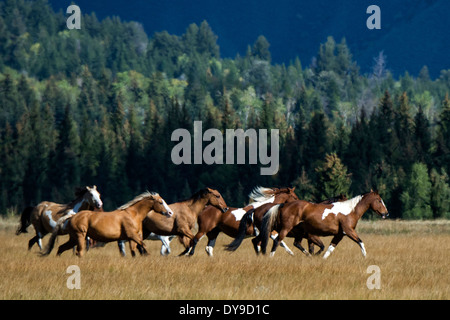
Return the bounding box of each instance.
[314,153,351,201]
[430,168,450,219]
[400,163,433,219]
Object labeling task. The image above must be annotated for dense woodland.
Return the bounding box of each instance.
[1,0,450,219]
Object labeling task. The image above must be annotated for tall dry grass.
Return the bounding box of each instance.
[1,216,449,299]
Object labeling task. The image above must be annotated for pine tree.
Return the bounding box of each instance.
[400,162,432,219]
[251,35,271,62]
[394,92,415,170]
[434,93,450,173]
[314,153,351,201]
[51,105,81,200]
[413,105,431,166]
[429,168,450,219]
[304,111,330,174]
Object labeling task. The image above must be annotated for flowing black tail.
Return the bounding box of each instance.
[224,209,255,252]
[260,203,283,254]
[16,206,34,235]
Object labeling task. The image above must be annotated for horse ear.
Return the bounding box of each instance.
[291,187,296,192]
[370,188,374,192]
[86,186,92,191]
[93,185,97,190]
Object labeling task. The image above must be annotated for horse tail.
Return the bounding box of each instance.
[40,215,71,256]
[16,206,34,235]
[260,203,284,254]
[224,209,255,252]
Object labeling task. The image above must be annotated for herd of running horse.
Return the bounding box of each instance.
[15,185,389,259]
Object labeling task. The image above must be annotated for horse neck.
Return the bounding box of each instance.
[68,196,88,213]
[273,194,294,204]
[353,195,371,220]
[187,196,210,216]
[128,200,154,221]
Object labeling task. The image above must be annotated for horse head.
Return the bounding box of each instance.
[85,185,103,209]
[151,193,174,217]
[367,189,389,219]
[273,186,299,203]
[205,187,228,213]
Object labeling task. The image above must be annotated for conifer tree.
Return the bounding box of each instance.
[400,162,432,219]
[430,168,450,219]
[314,153,351,201]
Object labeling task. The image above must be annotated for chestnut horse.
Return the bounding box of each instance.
[16,186,103,251]
[260,190,388,259]
[225,194,347,256]
[140,187,228,256]
[188,186,299,257]
[42,192,173,257]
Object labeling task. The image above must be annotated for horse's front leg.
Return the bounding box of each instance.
[118,240,126,257]
[75,233,87,258]
[343,227,366,258]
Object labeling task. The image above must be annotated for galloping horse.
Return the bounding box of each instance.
[289,194,348,256]
[16,186,103,250]
[225,194,346,256]
[260,190,388,258]
[188,186,299,257]
[140,188,228,256]
[42,192,173,257]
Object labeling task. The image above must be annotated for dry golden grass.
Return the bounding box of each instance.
[1,216,449,300]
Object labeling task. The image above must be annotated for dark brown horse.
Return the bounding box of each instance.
[187,186,299,256]
[225,194,347,256]
[42,192,173,257]
[16,186,103,251]
[140,188,228,255]
[260,190,388,258]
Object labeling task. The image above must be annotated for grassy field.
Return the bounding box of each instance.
[1,216,449,300]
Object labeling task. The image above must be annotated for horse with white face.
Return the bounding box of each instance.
[16,186,103,250]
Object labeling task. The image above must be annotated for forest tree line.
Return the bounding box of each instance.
[0,0,450,219]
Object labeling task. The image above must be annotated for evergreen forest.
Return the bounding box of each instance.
[1,0,450,219]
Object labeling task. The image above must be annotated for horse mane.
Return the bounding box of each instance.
[74,186,89,198]
[248,186,275,203]
[331,194,364,208]
[118,191,159,210]
[180,188,211,203]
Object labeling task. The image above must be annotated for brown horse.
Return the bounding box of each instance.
[140,187,228,255]
[260,190,388,259]
[225,195,346,256]
[42,192,173,257]
[290,194,348,256]
[188,186,299,256]
[16,186,103,250]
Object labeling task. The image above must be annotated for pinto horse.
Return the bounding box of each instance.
[225,194,347,256]
[139,188,228,256]
[187,186,299,257]
[42,192,173,257]
[260,190,388,259]
[16,186,103,251]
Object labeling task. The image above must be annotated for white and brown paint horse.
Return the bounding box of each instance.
[260,190,389,258]
[16,186,103,250]
[188,186,299,257]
